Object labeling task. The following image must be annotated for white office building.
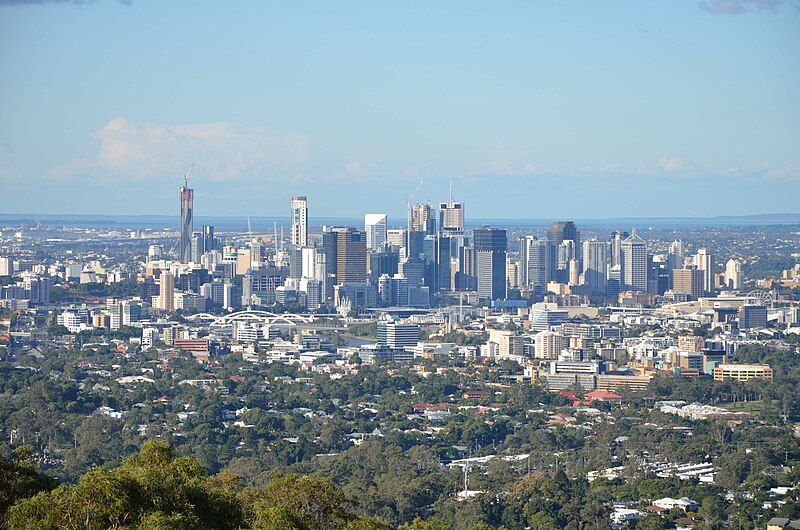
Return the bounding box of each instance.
[694,248,715,294]
[364,214,388,250]
[291,196,308,247]
[621,230,647,292]
[724,258,742,291]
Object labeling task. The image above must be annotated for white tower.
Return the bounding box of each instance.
[290,196,308,248]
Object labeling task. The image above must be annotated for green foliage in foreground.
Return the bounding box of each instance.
[3,441,393,530]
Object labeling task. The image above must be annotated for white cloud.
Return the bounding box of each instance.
[477,143,542,176]
[658,155,684,172]
[53,118,308,182]
[699,0,781,15]
[328,160,371,181]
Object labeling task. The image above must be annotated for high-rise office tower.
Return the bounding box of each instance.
[159,271,175,311]
[694,248,715,294]
[378,274,409,307]
[291,196,308,247]
[321,226,348,298]
[725,259,742,291]
[0,257,12,276]
[446,232,469,287]
[439,201,465,233]
[582,239,609,295]
[407,230,426,261]
[558,240,575,269]
[179,175,194,263]
[607,265,621,298]
[300,247,319,279]
[236,248,253,276]
[399,258,425,289]
[610,231,628,268]
[668,240,685,273]
[288,244,303,279]
[422,234,440,293]
[506,258,520,288]
[519,236,552,289]
[621,230,647,292]
[567,259,580,286]
[548,221,581,262]
[437,233,452,292]
[411,203,435,234]
[202,225,215,253]
[336,228,367,284]
[648,255,668,295]
[672,268,704,299]
[474,227,507,300]
[368,244,399,281]
[454,245,475,289]
[386,229,406,249]
[190,233,203,263]
[364,214,388,250]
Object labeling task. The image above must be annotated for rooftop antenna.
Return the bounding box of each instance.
[449,177,454,203]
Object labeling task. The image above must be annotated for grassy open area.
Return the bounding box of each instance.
[718,400,766,413]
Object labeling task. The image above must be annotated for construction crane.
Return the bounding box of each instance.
[406,179,424,249]
[182,163,193,188]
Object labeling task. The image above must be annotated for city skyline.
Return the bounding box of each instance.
[1,1,799,217]
[2,3,800,528]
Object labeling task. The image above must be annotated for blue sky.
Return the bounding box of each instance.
[0,0,798,219]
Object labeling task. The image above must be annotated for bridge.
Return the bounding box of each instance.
[186,310,314,326]
[185,310,348,330]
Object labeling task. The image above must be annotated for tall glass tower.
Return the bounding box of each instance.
[179,175,194,263]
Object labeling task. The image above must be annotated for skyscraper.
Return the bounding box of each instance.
[474,227,507,300]
[610,231,628,268]
[190,233,203,263]
[364,214,388,250]
[336,228,367,284]
[668,240,685,273]
[159,270,175,311]
[179,175,194,263]
[321,226,346,299]
[439,201,464,233]
[519,236,552,289]
[621,230,647,292]
[725,259,742,291]
[694,248,715,294]
[386,229,406,248]
[548,221,581,262]
[582,239,609,295]
[411,203,435,234]
[672,268,704,299]
[202,225,215,253]
[0,257,12,276]
[291,196,308,247]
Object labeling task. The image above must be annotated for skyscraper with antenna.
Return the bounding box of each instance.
[178,164,194,263]
[439,178,464,234]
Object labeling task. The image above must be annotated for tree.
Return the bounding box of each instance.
[247,473,363,530]
[0,446,57,524]
[6,441,243,530]
[697,495,727,530]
